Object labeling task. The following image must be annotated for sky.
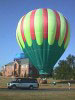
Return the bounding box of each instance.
[0,0,75,67]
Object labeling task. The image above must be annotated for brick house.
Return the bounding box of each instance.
[1,58,39,77]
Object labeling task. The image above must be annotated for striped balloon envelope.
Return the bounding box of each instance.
[16,8,70,75]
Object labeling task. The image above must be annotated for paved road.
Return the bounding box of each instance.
[0,88,75,92]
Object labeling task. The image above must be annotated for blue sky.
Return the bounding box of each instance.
[0,0,75,67]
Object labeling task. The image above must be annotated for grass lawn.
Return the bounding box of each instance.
[0,89,75,100]
[0,76,75,100]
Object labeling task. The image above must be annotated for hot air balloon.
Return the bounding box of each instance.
[16,8,70,75]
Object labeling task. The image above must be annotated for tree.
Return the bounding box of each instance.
[66,54,75,68]
[53,59,73,80]
[66,54,75,79]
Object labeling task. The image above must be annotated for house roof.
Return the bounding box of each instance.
[5,62,14,66]
[5,58,30,67]
[17,58,29,65]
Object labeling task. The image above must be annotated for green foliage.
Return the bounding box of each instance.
[53,54,75,80]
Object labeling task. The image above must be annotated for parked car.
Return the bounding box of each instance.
[7,78,39,89]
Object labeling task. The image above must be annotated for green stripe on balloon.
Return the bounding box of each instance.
[17,35,24,50]
[47,9,56,45]
[16,17,25,49]
[34,9,43,45]
[23,11,32,46]
[16,31,25,52]
[58,12,66,47]
[16,32,22,50]
[64,23,70,49]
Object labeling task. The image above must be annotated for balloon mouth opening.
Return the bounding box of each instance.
[39,70,49,75]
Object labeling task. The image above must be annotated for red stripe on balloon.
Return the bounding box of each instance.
[54,10,60,40]
[30,10,36,40]
[20,16,26,42]
[64,18,68,44]
[43,8,48,39]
